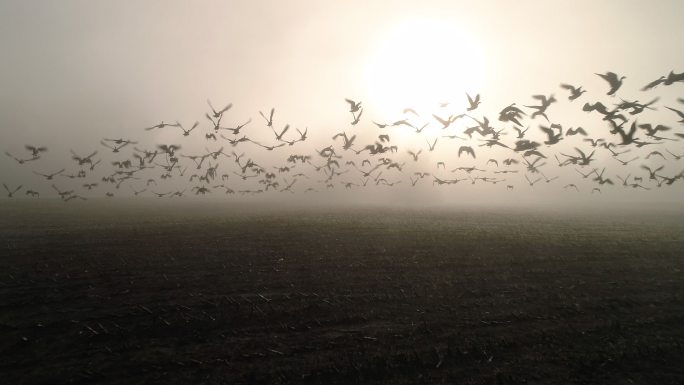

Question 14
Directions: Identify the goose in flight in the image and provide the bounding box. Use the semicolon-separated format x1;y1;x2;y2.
613;155;639;166
663;70;684;85
613;121;640;145
144;121;179;130
641;76;665;91
541;172;558;183
637;123;673;141
559;84;586;101
3;184;22;198
457;146;476;159
219;118;252;136
5;152;39;164
503;158;519;166
157;144;181;156
402;107;419;116
564;184;579;192
178;121;199;136
101;140;130;153
566;127;587;136
25;145;48;157
407;149;422;162
273;124;290;142
466;93;481;111
664;106;684;124
525;94;556;121
432;113;462;129
539;124;563;145
51;184;75;199
665;149;683;160
641;165;664;180
207;100;232;118
499;104;526;127
596;72;626;95
593;168;613;185
130;186;147;196
480;139;510;148
33;169;64;180
351;108;363;125
645;151;666;160
345;98;362;113
583;138;604;147
426;137;438;152
512;126;529;139
525;174;542;186
522;157;546;173
259;108;275;127
71;150;98;165
618;97;659;115
616;174;631;186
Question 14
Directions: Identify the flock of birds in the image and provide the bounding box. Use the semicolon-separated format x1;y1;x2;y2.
3;70;684;201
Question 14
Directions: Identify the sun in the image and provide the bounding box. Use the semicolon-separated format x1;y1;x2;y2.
365;19;486;121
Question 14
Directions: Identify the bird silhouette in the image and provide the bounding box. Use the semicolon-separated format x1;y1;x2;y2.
466;93;481;111
596;72;626;95
207;100;232;118
3;184;22;198
25;145;48;157
259;108;275;127
664;106;684;124
33;169;64;180
566;127;587;136
560;84;586;100
457;146;476;159
345;98;362;113
407;149;422;162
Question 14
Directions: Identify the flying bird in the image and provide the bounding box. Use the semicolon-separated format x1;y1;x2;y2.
560;84;586;100
207;100;232;118
466;93;481;111
458;146;476;159
3;183;22;198
596;71;626;95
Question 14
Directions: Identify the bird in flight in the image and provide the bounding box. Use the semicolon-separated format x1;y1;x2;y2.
207;100;232;118
345;98;362;113
259;108;275;127
25;145;48;157
466;93;481;111
559;84;586;101
596;71;626;95
3;183;22;198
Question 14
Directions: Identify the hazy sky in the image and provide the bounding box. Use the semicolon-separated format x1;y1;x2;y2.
1;0;683;204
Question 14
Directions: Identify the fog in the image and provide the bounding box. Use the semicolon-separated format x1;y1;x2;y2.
1;0;683;206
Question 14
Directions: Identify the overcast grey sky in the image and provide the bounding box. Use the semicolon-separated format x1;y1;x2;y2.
1;0;683;204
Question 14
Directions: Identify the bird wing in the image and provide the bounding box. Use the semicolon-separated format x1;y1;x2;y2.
641;78;664;91
466;93;474;105
432;114;449;126
665;106;684;118
219;103;232;114
597;72;617;84
539;125;554;136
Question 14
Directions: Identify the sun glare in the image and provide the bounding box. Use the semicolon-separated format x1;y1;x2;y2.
365;20;486;120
